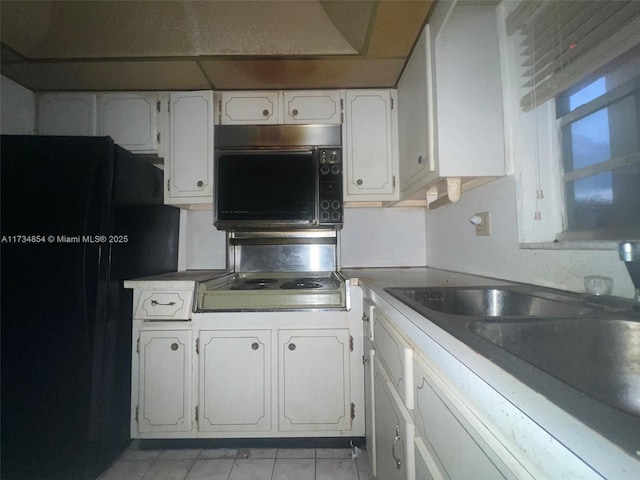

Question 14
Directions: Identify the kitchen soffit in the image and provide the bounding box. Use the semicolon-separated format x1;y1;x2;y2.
0;0;433;92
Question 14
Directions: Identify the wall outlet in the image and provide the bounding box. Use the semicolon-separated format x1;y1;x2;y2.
474;211;491;236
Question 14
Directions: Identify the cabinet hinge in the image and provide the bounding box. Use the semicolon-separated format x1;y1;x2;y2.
168;100;171;113
393;175;397;190
157;100;161;113
362;354;366;365
196;338;200;355
341;112;344;123
136;337;140;354
135;405;139;424
195;405;199;422
391;97;394;109
350;402;355;421
157;132;161;144
217;100;222;124
167;178;170;192
349;336;354;352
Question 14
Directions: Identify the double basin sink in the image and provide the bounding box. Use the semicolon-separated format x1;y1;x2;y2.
384;286;640;422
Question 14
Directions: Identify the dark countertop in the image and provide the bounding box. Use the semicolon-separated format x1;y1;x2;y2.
343;267;640;479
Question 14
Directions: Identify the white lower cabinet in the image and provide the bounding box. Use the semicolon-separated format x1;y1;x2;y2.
413;355;520;480
198;330;271;432
364;339;377;477
278;329;352;432
136;329;192;433
131;290;365;439
374;357;416;480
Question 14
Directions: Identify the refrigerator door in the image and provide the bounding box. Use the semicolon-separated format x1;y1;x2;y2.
1;135;115;479
1;136;179;480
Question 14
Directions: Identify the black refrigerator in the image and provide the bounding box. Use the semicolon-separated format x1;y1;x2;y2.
1;136;180;479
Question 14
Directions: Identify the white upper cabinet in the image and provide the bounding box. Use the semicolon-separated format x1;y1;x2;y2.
282;91;343;124
397;27;432;198
217;90;344;125
217;91;280;125
397;0;505;203
165;91;214;206
38;93;97;136
343;90;399;202
98;93;161;154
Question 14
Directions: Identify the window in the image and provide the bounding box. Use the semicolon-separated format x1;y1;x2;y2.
556;50;640;239
506;0;640;241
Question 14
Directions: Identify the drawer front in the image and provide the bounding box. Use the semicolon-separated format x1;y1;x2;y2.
374;311;414;409
413;355;517;480
134;290;193;320
374;357;416;480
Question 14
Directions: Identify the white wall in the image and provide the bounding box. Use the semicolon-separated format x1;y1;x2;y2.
425;176;635;299
1;75;35;134
182;206;427;270
341;207;427;268
183;210;227;269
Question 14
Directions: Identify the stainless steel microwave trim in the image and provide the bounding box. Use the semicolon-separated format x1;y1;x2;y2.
215;124;341;149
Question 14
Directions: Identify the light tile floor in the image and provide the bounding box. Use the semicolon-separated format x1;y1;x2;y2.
97;442;373;480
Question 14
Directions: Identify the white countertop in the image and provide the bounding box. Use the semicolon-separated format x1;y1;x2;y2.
123;269;228;289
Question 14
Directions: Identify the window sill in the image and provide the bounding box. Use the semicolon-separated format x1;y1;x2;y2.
520;241;622;251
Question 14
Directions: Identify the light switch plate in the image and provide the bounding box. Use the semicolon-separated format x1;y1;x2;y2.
475;211;491;236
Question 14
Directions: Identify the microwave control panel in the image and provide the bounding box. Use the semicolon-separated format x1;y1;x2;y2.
317;148;343;227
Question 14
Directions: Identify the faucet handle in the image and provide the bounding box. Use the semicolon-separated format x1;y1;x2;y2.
618;242;640;262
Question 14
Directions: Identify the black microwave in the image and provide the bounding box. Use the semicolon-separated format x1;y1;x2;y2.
213;125;343;231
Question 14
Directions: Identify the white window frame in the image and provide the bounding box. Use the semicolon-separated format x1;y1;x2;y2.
498;0;640;250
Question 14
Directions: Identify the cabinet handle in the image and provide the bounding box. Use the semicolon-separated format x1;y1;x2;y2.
171;343;179;351
292;108;299;116
417;155;423;165
392;424;402;470
356;179;363;186
362;313;369;322
262;109;270;116
251;342;259;350
197;180;204;187
151;300;176;306
288;343;296;351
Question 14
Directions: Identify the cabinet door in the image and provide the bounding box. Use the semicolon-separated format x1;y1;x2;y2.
166;91;214;204
364;340;377;477
98;93;159;152
398;25;435;196
219;91;280;124
199;330;271;432
432;3;505;178
344;90;398;201
413;355;515;480
283;91;342;124
374;357;416;480
137;330;192;433
278;329;351;431
38;93;97;136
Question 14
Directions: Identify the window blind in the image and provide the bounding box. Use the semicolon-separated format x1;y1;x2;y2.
506;0;640;111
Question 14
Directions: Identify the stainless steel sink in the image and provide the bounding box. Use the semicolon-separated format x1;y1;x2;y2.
469;317;640;417
386;286;584;317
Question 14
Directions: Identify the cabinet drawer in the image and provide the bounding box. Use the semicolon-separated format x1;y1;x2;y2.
134;290;193;320
413;355;519;480
374;310;414;409
374;357;416;480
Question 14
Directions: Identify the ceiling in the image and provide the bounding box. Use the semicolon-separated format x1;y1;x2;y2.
0;0;433;92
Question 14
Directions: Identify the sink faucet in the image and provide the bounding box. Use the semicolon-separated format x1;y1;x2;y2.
618;241;640;302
